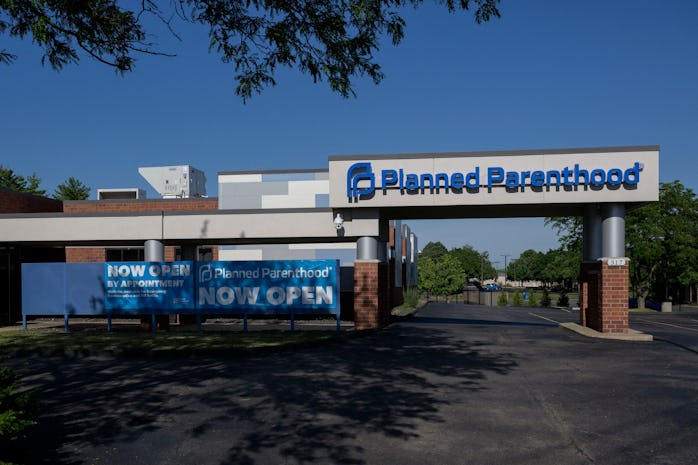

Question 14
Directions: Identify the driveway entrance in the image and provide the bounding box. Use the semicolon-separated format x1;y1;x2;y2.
10;303;697;465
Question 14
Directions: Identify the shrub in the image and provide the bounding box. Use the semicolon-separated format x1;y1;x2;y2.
512;290;523;307
0;365;36;463
403;288;420;308
541;289;551;307
528;291;538;307
557;290;569;308
497;292;509;306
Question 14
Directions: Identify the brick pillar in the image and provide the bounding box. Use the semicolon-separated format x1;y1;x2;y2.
599;258;629;333
165;246;177;262
580;259;629;333
354;260;390;330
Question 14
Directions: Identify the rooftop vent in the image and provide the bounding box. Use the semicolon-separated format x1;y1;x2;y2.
97;188;146;200
138;165;207;199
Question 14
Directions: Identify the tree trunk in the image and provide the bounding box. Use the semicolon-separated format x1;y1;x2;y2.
638;295;646;310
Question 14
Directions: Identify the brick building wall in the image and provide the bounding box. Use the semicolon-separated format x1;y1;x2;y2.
63;198;218;214
0;189;63;213
64;198;219;262
66;248;107;262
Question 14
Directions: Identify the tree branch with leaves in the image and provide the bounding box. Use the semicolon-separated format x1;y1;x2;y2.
1;0;501;101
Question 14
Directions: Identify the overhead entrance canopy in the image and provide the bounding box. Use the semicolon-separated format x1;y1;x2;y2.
328;145;660;334
329;146;659;219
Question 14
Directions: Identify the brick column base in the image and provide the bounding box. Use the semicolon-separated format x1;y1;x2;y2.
580;259;629;333
354;260;390;330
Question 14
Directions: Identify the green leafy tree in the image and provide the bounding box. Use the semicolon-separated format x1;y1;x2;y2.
480;252;498;281
627;181;698;304
450;244;491;281
545;216;582;254
418;254;465;300
543;216;582;289
507;249;546;283
0;165;45;196
540;247;579;290
1;1;501;101
54;177;91;200
420;241;448;260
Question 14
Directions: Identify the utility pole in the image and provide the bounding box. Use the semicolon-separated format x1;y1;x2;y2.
501;254;511;286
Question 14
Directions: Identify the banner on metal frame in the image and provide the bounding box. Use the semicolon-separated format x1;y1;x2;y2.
104;261;195;312
196;260;339;314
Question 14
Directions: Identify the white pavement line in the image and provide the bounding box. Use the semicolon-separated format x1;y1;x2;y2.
634;318;698;333
529;313;561;324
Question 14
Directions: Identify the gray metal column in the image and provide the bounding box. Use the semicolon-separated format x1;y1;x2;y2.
583;204;602;261
144;240;165;261
377;241;388;263
357;236;378;260
601;203;625;258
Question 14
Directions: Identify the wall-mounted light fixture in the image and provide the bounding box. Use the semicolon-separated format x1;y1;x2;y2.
333;213;344;230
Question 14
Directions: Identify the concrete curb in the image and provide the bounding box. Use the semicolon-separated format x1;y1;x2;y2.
560;322;653;341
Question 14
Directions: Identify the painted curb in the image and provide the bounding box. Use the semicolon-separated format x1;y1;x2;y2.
560;322;653;341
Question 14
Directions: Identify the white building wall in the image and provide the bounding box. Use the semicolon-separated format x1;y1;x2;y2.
217;169;355;263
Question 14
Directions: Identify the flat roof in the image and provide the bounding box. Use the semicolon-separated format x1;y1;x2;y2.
328;145;660;161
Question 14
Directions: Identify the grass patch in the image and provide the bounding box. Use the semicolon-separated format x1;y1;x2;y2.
392;289;427;317
0;330;338;357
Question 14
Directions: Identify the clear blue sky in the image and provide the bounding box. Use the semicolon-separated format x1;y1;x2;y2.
2;0;696;263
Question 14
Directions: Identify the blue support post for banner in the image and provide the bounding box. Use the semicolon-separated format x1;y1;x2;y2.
243;313;248;332
107;315;112;332
336;282;342;332
22;315;27;331
151;313;156;333
64;314;69;333
290;309;295;332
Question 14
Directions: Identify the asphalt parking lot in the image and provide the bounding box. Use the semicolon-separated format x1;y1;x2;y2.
8;303;698;465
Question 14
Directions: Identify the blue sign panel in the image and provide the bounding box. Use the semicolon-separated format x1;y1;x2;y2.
196;260;339;314
104;262;195;313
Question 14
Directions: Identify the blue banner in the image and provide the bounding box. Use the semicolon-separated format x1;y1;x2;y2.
104;261;195;313
196;260;339;314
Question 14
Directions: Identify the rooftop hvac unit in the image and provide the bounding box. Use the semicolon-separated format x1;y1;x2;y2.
138;165;207;199
97;188;147;200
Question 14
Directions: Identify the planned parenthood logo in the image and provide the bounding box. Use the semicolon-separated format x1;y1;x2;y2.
346;162;375;201
346;159;645;202
199;264;213;283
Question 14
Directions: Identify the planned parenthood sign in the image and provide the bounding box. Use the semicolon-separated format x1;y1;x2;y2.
104;261;195;312
196;260;339;314
103;260;338;315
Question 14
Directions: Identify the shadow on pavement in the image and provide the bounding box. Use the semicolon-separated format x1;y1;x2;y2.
13;324;517;464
